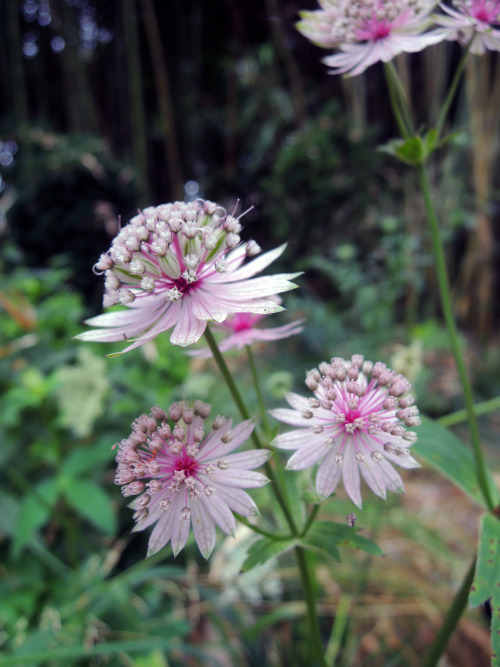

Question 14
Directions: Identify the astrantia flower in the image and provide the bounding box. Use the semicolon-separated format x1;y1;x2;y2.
76;200;299;353
434;1;500;53
115;401;270;558
188;308;305;358
270;355;420;508
297;0;444;76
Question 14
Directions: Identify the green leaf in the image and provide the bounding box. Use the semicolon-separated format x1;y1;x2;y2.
61;442;114;477
379;136;425;165
63;480;116;534
301;521;383;559
469;513;500;667
12;479;59;558
416;417;499;508
242;536;296;572
0;634;188;667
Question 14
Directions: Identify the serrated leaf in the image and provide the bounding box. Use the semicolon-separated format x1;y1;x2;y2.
469;513;500;667
416;417;499;508
63;480;116;534
242;536;296;572
61;443;114;477
300;532;341;561
303;521;383;557
13;479;59;557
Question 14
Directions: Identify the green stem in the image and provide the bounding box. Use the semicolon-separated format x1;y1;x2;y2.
438;395;500;428
423;556;476;667
204;326;298;534
384;62;413;138
246;344;271;434
295;546;326;667
435;43;471;140
234;513;290;540
301;503;320;537
416;164;495;511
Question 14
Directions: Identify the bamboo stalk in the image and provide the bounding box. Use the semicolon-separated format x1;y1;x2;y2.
139;0;184;200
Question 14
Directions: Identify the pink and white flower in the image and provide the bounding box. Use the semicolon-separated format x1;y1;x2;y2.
115;401;270;558
270;355;420;508
297;0;444;76
187;309;305;358
76;200;299;353
434;1;500;53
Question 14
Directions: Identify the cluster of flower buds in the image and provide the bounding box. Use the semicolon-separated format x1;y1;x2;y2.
94;200;259;308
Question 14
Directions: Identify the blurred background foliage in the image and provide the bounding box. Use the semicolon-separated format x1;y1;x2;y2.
1;0;499;665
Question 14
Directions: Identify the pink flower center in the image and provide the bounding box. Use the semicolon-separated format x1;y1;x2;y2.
230;312;262;332
356;18;392;42
174;454;199;477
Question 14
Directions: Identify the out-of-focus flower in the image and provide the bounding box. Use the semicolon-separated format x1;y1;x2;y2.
115;401;270;558
297;0;444;76
76;200;299;353
53;347;110;437
187;308;304;358
209;525;283;603
390;339;424;384
434;1;500;53
270;355;420;508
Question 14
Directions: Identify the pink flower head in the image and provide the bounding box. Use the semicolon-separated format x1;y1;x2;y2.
435;1;500;53
115;401;270;558
297;0;444;76
76;200;299;353
188;305;305;358
270;355;420;508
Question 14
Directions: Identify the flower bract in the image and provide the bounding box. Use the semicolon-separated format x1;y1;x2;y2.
115;401;270;558
188;309;305;358
76;200;299;353
270;355;420;508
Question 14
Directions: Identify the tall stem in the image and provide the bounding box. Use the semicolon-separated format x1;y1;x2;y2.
246;344;271;434
423;556;476;667
203;327;298;533
435;43;470;139
295;546;327;667
384;62;413;138
416;164;495;512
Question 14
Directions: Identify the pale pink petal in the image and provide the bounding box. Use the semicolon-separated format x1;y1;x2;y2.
209;484;260;517
316;447;343;499
286;437;330;470
203;494;236;535
191;498;216;559
222;449;272;469
342;444;362;509
169;301;207;346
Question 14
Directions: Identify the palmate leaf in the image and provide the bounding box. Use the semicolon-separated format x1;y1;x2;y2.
241;536;296;572
470;513;500;667
63;480;116;534
416;417;499;508
300;521;382;560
